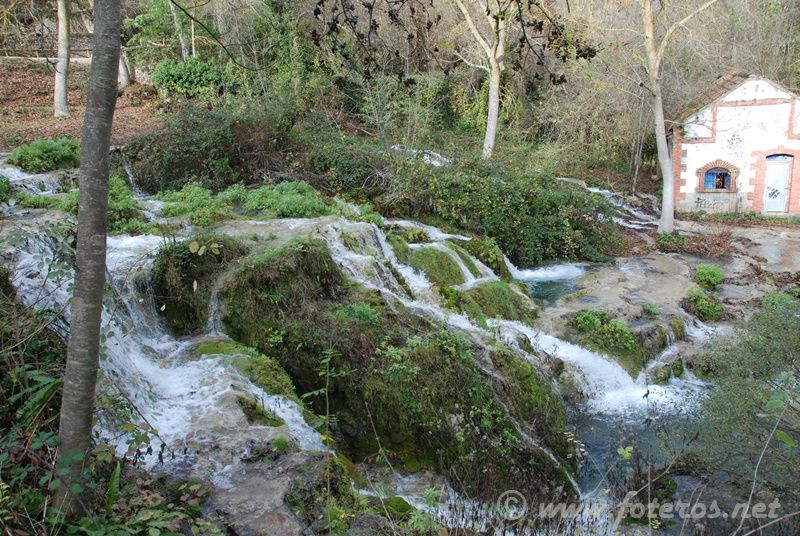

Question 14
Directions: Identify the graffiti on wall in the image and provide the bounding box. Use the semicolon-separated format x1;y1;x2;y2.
692;194;737;212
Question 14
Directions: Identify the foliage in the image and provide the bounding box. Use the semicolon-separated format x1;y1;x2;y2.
60;176;158;235
694;263;725;290
697;293;800;506
643;302;659;318
9;137;79;172
221;237;574;499
458;236;512;280
152;57;241;98
242;181;330;218
655;231;686;252
151;235;248;335
159;182;233;226
387;158;620;266
684;288;724;322
127;104;297;194
454;281;538;326
570;310;644;376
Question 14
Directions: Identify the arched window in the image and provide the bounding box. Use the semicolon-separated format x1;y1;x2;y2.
704;167;732;190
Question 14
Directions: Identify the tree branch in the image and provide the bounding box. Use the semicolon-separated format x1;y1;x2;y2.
453;0;493;60
656;0;721;67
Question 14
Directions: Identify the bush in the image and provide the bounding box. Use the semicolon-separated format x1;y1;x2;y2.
387;159;620;266
655;231;687;252
684;288;724;322
9;137;79;172
243;181;330;218
695;263;725;290
643;302;659;318
152;57;230;98
60;176;152;235
127;104;297;193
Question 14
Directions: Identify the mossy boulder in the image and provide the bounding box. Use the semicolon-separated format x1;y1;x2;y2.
458;236;512;281
236;395;285;426
406;246;465;287
670;315;686;341
152;235;248;335
462;281;538;325
567;310;646;376
221;237;574;500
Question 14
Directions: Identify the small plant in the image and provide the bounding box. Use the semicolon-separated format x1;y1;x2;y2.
643;302;659;318
9;137;80;172
656;231;687;252
0;174;10;204
684;288;724;322
695;263;725;290
570;310;644;375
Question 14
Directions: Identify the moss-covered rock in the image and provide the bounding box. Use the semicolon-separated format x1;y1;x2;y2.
462;281;538;325
459;236;512;281
567;310;646;376
237;395;285;426
670;315;686;341
152;235;248;335
406;246;465;287
196;339;297;401
221;237;573;500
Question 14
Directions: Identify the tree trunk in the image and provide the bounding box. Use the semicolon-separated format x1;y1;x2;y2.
168;0;189;61
54;0;70;117
54;0;120;516
653;85;675;232
482;63;501;159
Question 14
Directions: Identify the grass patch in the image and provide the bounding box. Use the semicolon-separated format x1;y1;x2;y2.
458;236;512;280
446;281;538;326
695;263;725;290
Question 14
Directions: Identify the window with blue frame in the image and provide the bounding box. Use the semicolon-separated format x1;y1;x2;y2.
703;167;732;191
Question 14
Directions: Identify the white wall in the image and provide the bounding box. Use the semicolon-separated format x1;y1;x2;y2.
677;79;800;212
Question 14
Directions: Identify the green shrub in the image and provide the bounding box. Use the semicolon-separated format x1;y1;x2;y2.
127;104;297;193
388;159;619;266
60;176;152;235
0;175;9;204
152;57;225;98
459;236;512;280
159;183;233;226
684;288;724;322
461;281;538;326
695;263;725;290
762;290;798;311
643;302;659;318
243;181;330;218
16;191;62;209
9;137;79;172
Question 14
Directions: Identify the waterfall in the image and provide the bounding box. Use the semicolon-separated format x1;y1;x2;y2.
11;233;326;468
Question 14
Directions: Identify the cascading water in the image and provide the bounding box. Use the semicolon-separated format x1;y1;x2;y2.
10;231;326;470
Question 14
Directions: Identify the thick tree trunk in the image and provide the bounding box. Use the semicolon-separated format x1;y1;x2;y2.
168;0;190;61
54;0;70;117
482;63;501;160
55;0;120;516
653;85;675;232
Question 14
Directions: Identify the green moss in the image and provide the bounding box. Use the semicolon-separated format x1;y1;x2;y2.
237;395;285;426
197;339;298;401
671;359;684;378
459;236;512;281
386;234;412;263
569;310;645;376
447;242;481;277
462;281;538;325
384;496;413;519
152;235;248;335
670;315;686;341
440;287;487;328
407;246;465;287
221;237;572;500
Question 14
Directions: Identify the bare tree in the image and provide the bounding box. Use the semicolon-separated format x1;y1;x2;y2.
54;0;120;515
168;0;190;61
640;0;720;232
54;0;70;117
